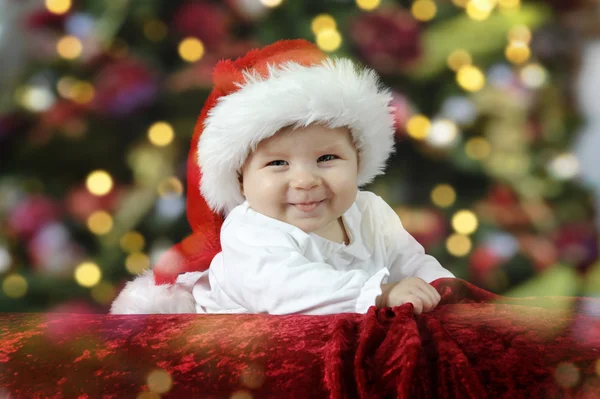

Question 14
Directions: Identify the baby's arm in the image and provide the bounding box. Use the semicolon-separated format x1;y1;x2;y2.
367;193;454;312
213;222;389;315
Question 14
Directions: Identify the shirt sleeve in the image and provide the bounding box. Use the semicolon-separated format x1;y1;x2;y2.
371;194;455;283
213;220;389;315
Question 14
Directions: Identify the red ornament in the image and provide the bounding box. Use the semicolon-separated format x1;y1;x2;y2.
171;2;230;51
65;184;124;223
91;58;158;117
469;246;503;284
26;9;67;31
349;7;422;75
7;195;61;240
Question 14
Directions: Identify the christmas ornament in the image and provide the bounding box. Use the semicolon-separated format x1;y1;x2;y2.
349;7;422;75
91;58;158;117
171;2;230;51
7;195;61;240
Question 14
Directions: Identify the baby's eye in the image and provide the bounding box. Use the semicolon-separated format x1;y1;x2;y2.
266;160;288;167
318;154;339;162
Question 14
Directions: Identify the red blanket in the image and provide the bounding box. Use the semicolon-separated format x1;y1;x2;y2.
1;279;599;398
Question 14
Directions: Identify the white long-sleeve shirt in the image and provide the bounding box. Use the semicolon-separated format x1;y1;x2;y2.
191;190;454;315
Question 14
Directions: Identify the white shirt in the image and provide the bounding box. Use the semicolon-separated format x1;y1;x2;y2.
191;190;454;315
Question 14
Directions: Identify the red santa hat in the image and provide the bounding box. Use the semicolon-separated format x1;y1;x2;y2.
110;39;396;314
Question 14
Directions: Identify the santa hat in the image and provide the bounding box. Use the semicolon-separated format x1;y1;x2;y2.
110;39;396;314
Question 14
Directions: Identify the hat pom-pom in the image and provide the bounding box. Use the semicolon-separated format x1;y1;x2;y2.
110;270;196;314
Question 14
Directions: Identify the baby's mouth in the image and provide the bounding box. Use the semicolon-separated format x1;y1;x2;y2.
291;200;325;212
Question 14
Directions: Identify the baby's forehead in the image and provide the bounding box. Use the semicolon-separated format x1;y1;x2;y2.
255;125;354;153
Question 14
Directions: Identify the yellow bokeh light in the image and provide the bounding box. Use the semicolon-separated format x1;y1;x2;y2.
446;234;472;257
87;211;114;235
45;0;71;15
157;177;184;197
431;184;456;208
466;0;495;21
465;137;492;160
147;369;172;394
311;14;337;35
125;253;151;275
452;210;479;235
499;0;520;9
148;122;175;147
356;0;381;11
508;25;531;44
2;274;28;299
456;65;485;92
74;262;102;288
260;0;283;7
178;37;205;63
143;20;168;42
412;0;437;22
120;232;146;253
316;29;342;52
86;170;113;196
447;49;472;72
71;81;95;104
505;41;531;64
406;115;431;140
57;35;83;60
91;281;116;305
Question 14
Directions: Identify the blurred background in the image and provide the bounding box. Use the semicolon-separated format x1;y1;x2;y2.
0;0;599;313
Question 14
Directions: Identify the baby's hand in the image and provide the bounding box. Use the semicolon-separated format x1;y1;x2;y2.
380;277;441;314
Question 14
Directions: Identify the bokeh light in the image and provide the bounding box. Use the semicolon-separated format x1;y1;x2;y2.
91;281;116;305
148;122;175;147
125;253;151;274
57;35;83;60
520;63;547;89
147;369;172;394
406;115;431;140
466;0;494;21
45;0;72;15
505;41;531;64
71;81;95;104
74;262;102;288
446;234;472;256
311;14;336;35
447;49;472;72
427;119;459;148
120;232;146;253
86;170;113;196
457;65;485;92
548;153;580;180
412;0;437;21
508;25;531;44
157;177;184;197
87;211;114;235
465;137;492;160
2;274;28;299
452;210;479;235
261;0;283;7
178;37;205;63
356;0;381;11
316;29;342;52
431;184;457;208
143;20;168;42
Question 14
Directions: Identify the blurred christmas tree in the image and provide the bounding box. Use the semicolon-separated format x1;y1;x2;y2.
0;0;598;313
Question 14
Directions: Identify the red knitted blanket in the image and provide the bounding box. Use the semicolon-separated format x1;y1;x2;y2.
1;278;599;398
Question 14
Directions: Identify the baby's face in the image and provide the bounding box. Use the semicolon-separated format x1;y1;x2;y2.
240;124;358;235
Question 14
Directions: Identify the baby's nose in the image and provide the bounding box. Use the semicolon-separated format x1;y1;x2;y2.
291;169;321;189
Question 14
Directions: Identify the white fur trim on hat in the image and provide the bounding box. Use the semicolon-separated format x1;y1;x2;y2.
198;58;396;215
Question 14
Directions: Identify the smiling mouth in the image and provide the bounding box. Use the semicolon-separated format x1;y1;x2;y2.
292;200;325;212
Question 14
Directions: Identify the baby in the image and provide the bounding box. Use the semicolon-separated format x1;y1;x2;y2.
110;39;454;316
192;122;453;315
